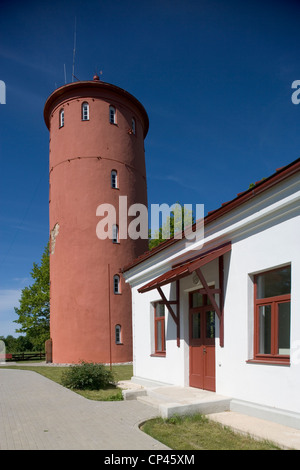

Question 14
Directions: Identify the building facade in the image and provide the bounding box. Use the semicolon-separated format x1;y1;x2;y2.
123;159;300;427
44;76;149;364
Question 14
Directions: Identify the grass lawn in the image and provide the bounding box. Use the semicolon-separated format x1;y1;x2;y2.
141;414;281;450
1;364;133;401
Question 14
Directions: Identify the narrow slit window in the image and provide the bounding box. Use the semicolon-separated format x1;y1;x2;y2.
115;324;121;344
113;274;120;294
112;224;119;244
109;105;116;124
111;170;118;189
59;109;64;128
82;102;89;121
131;117;136;135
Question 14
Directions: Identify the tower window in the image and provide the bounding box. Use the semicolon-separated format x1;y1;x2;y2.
132;117;136;135
111;170;118;189
59;109;64;128
109;105;116;124
112;224;119;244
115;324;122;344
113;274;121;294
82;102;89;121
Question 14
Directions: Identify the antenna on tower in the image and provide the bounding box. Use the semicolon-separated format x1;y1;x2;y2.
72;16;77;83
93;68;103;81
64;64;67;84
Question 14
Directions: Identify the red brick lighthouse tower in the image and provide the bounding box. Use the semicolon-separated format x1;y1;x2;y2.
44;76;149;363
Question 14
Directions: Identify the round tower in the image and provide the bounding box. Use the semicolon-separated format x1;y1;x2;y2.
44;76;149;364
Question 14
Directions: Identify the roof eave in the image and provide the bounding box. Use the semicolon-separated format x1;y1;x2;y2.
122;157;300;273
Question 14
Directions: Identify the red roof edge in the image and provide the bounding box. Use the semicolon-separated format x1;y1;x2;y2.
122;157;300;273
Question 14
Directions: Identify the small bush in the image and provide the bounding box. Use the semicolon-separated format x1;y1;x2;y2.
61;361;114;390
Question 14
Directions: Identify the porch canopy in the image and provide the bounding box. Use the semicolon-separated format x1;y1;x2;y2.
138;241;231;347
138;242;231;294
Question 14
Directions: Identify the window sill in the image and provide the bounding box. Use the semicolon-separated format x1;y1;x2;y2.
150;353;166;358
246;359;290;366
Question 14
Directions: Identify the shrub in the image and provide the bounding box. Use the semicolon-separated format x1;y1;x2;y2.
61;361;114;390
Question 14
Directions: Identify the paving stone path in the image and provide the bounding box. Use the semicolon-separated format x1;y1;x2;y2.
0;368;168;450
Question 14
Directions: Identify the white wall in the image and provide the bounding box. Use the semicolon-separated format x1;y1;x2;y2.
132;282;186;386
126;173;300;414
132;261;219;387
217;213;300;413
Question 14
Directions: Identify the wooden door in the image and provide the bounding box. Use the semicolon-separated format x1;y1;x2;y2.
189;307;216;391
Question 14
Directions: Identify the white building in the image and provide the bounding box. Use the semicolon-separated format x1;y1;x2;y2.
122;158;300;427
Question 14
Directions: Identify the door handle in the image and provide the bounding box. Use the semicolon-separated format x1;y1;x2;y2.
203;347;207;354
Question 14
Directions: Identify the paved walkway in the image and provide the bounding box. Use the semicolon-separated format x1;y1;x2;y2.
2;367;300;450
0;368;168;450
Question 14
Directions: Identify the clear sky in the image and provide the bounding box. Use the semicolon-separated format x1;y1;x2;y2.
1;0;300;337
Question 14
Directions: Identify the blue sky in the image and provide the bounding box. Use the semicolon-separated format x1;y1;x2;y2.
1;0;300;337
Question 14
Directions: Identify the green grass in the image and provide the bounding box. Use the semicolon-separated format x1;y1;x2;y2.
141;414;281;450
1;364;132;401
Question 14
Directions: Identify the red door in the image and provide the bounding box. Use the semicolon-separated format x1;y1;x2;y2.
189;307;216;391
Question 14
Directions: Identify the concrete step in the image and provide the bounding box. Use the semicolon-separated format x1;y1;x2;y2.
158;397;231;419
123;380;233;419
147;388;177;403
136;386;232;418
137;395;161;409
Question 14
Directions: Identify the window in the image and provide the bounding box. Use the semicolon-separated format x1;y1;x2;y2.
131;117;136;135
154;302;166;355
115;325;122;344
82;102;89;121
253;265;291;364
112;224;119;244
189;287;215;309
109;105;116;124
111;170;118;189
59;109;64;128
113;274;120;294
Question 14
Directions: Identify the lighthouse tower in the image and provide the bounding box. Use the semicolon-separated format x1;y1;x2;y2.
44;76;149;364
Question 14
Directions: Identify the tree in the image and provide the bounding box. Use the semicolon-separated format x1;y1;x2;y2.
14;244;50;350
0;335;17;352
148;203;194;250
0;335;33;353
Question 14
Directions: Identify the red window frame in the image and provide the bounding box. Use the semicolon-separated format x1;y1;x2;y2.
154;302;166;356
253;266;291;365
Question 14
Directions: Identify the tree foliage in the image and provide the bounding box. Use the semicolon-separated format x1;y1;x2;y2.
0;334;33;353
148;203;194;250
14;244;50;350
